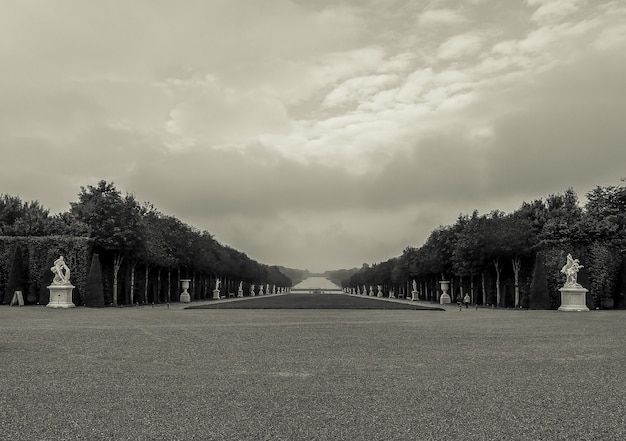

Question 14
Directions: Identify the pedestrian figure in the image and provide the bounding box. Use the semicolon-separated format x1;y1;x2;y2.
463;293;470;308
456;294;462;310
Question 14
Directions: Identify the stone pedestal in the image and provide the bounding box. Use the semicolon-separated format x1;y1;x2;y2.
213;289;221;300
411;290;419;301
439;280;451;304
377;286;383;297
180;279;191;303
558;287;589;311
237;289;244;298
47;284;75;308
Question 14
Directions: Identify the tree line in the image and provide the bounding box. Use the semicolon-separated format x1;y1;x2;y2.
1;180;291;305
345;183;626;309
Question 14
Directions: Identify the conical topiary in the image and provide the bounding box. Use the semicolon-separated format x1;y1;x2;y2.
38;253;57;305
529;252;551;309
5;244;28;304
84;253;104;307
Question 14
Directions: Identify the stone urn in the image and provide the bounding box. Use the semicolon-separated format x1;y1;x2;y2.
439;280;451;304
180;279;191;303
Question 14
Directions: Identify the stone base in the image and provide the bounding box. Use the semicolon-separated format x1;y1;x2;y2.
411;291;419;301
237;290;244;298
558;287;589;311
180;292;191;303
440;293;451;304
213;289;221;300
47;284;75;308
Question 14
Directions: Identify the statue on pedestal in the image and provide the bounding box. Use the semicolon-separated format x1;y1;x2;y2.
558;254;589;311
51;256;71;285
561;254;583;288
47;256;75;308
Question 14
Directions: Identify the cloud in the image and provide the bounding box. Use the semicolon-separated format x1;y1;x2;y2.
437;33;485;60
527;0;584;24
418;9;468;26
322;74;400;108
2;0;626;273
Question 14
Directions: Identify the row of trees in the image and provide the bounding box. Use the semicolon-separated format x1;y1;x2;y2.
1;181;291;305
345;184;626;309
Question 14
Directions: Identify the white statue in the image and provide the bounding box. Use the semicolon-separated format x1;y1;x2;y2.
561;254;583;288
412;279;417;292
238;281;243;291
51;256;71;285
215;279;221;290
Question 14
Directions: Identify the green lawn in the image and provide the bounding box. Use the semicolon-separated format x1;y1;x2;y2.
1;300;624;440
187;293;445;310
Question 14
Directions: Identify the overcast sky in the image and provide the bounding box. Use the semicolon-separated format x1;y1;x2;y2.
2;0;625;272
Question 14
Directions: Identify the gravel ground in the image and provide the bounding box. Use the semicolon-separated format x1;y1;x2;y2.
1;300;625;440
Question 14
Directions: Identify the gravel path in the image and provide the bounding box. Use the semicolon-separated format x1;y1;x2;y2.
1;302;624;440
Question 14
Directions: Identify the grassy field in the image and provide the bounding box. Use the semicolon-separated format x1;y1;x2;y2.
1;297;625;440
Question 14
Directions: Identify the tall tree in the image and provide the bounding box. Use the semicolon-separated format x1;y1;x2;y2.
70;181;145;305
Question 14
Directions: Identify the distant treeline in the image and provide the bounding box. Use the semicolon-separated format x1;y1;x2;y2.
344;183;626;310
0;180;291;305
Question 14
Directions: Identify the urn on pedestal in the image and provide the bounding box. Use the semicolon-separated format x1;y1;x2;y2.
180;279;191;303
439;280;451;304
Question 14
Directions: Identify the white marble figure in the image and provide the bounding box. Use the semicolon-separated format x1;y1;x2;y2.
239;281;243;291
51;256;71;285
561;254;583;288
412;279;417;292
215;279;221;290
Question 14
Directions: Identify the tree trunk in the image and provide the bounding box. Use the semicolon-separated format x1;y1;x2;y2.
192;271;196;301
481;272;487;305
512;257;521;308
470;275;474;304
167;269;171;303
130;262;136;305
113;254;124;306
494;260;502;307
144;265;149;304
156;268;161;304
